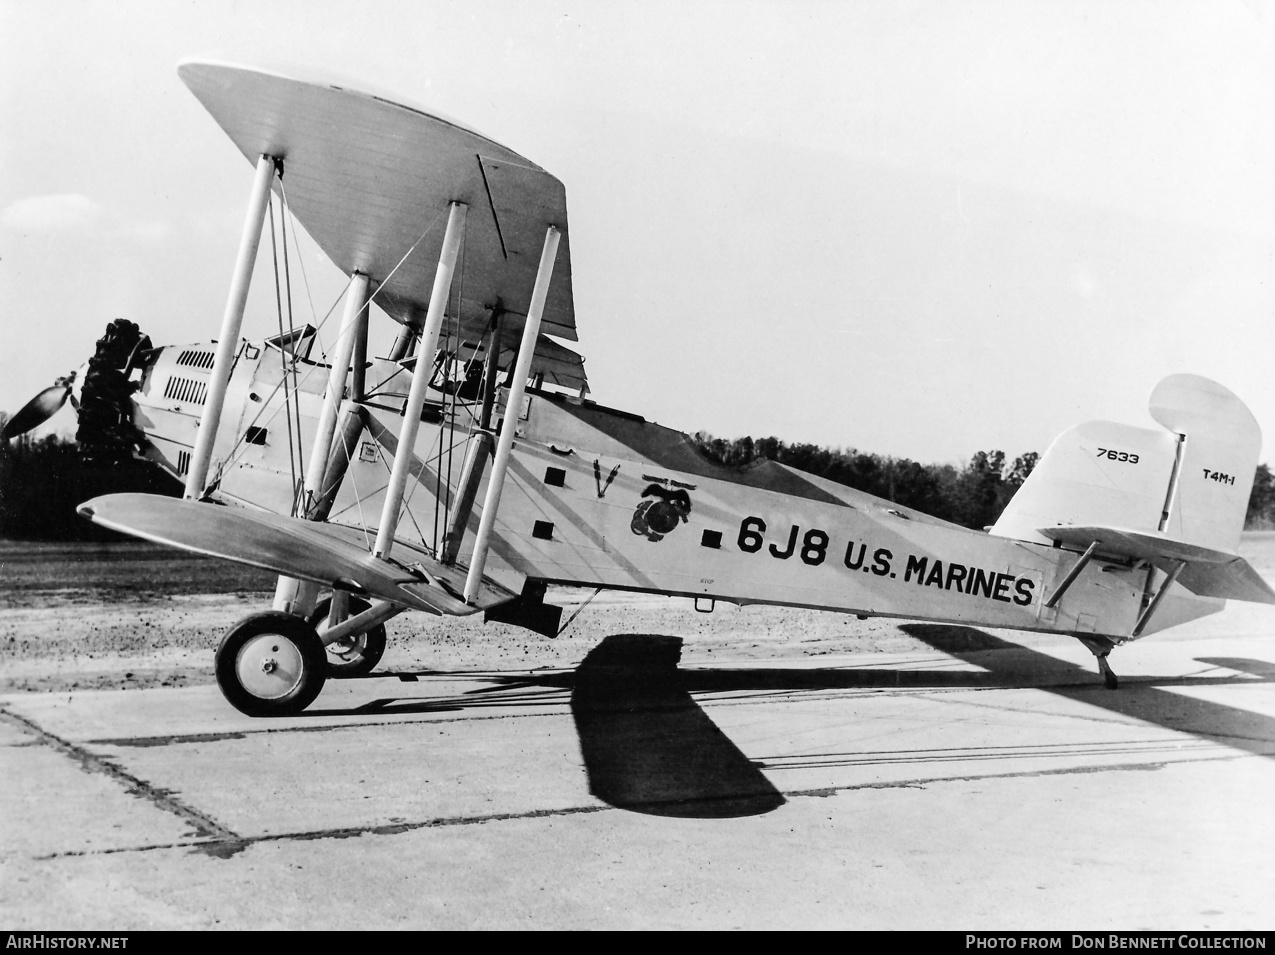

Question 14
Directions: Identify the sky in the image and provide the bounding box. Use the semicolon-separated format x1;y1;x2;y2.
2;0;1273;467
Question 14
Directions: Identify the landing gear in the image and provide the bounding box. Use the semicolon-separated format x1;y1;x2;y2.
1079;637;1119;690
215;611;327;717
1097;653;1119;690
308;595;387;678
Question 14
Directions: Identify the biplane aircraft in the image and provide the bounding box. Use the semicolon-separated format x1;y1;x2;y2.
7;61;1273;716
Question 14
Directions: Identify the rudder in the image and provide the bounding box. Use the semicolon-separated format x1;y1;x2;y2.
992;374;1260;557
1149;374;1260;555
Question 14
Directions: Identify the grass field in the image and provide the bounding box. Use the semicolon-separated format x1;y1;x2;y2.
0;539;277;608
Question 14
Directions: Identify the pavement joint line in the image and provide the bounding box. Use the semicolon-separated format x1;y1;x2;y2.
777;747;1270;794
757;744;1238;771
72;683;1100;748
1191;731;1275;747
75;678;1266;749
67;692;1023;749
911;693;1152;726
27;748;1264;862
76;684;986;748
23;673;1275;755
756;736;1222;760
0;705;239;842
913;685;1275;740
83;704;575;748
34;803;618;861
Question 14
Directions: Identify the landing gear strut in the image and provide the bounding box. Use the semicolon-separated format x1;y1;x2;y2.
1079;636;1119;690
1096;653;1119;690
308;595;387;677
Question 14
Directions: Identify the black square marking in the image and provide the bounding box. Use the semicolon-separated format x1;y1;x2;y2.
532;520;554;540
701;529;722;549
544;466;566;487
244;426;267;445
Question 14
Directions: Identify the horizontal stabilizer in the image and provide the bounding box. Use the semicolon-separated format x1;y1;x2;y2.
1040;524;1275;605
77;493;516;615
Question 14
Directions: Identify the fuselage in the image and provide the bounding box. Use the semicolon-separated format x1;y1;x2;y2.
125;338;1220;642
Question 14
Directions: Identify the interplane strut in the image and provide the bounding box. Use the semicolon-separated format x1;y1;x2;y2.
185;154;277;500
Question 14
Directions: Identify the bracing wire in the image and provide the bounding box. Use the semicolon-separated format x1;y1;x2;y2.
356;205;448;323
343;440;373;551
431;350;447;550
556;588;603;638
444;225;467;547
277;179;319;335
363;362;408;399
370;438;429;553
213;188;471;562
267;194;298;502
432;339;458;550
402;417;445;552
213;277;353;480
278;185;305;509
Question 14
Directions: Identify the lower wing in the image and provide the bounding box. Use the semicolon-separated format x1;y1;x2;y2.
77;493;515;615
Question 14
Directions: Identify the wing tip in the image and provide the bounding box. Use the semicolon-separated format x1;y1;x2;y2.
175;57;505;154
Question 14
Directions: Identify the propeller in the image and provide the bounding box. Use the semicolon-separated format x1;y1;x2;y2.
2;374;77;441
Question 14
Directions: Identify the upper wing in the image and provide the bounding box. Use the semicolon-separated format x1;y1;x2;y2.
178;60;577;347
78;493;517;615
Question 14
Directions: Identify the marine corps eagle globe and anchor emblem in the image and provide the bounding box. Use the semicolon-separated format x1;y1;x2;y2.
630;481;694;542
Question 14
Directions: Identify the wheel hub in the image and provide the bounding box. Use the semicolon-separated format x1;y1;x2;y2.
327;633;364;660
237;634;304;700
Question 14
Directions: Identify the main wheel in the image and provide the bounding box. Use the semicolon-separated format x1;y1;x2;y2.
308;595;387;678
215;611;327;717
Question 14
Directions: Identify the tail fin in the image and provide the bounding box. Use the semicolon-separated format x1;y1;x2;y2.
990;417;1181;545
991;375;1272;605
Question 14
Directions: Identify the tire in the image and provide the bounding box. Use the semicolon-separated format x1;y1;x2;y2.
215;611;327;717
308;595;388;678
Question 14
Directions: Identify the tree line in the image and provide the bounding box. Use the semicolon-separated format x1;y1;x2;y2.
691;433;1040;530
690;432;1275;532
3;417;1274;540
0;425;178;541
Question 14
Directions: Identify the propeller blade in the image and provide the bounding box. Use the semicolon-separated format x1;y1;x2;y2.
2;383;72;440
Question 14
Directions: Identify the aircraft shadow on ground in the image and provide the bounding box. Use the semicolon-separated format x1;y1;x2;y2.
316;634;787;818
309;628;1275;815
564;635;787;818
900;624;1275;760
